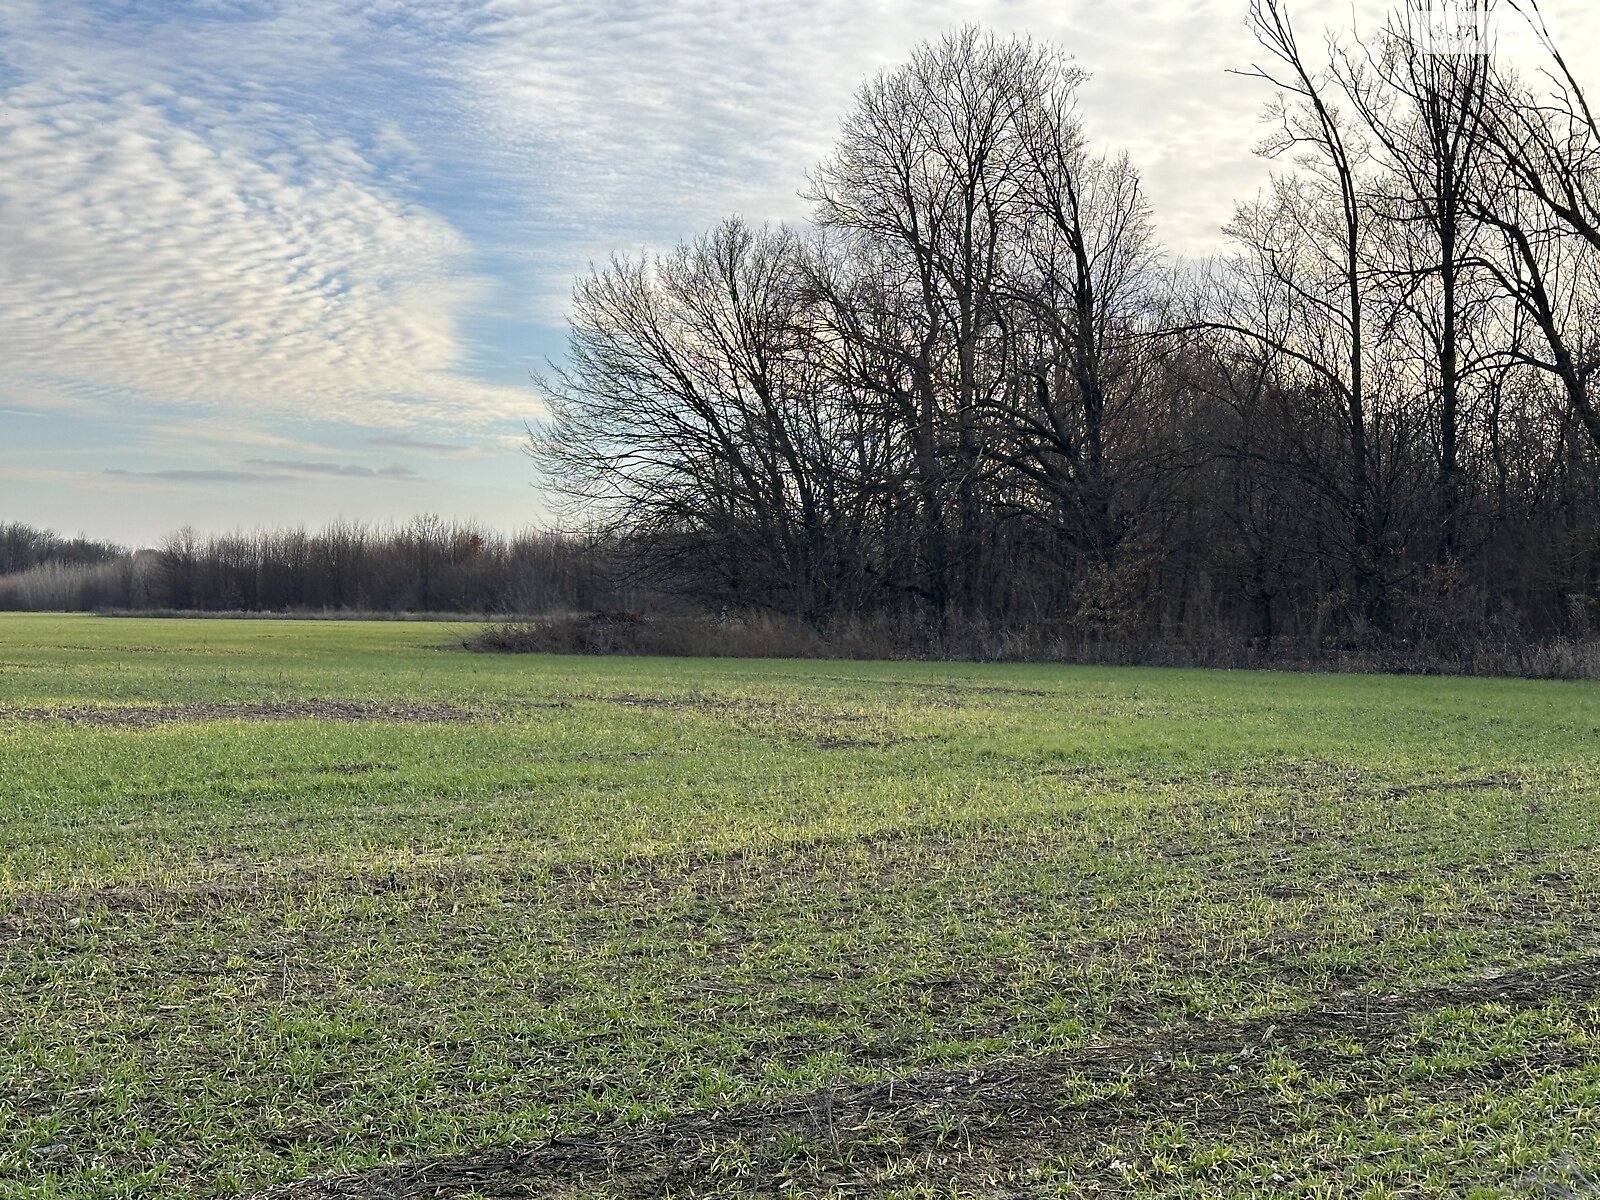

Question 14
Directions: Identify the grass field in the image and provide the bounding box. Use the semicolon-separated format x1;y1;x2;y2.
2;613;1599;1199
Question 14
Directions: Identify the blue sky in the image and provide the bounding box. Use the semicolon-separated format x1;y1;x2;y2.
1;0;1591;546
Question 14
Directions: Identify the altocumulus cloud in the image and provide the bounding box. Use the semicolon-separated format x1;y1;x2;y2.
102;461;419;484
0;0;532;430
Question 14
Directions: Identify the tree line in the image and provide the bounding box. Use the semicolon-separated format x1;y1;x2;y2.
535;4;1600;665
0;522;124;575
0;519;624;616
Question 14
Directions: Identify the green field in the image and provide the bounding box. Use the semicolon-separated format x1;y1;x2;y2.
1;614;1598;1198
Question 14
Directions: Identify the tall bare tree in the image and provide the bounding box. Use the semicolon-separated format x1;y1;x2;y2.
1339;7;1496;560
807;27;1077;611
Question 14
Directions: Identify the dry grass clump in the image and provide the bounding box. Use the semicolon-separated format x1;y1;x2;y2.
465;609;1600;678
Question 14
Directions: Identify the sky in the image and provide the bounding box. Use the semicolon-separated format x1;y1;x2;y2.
1;0;1595;547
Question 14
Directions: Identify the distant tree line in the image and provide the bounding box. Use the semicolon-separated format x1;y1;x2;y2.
0;522;124;574
534;6;1600;665
0;519;624;616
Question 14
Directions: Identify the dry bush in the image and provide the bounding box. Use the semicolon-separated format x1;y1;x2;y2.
465;607;1600;678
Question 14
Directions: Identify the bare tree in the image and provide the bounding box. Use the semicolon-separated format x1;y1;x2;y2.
535;219;891;618
1468;7;1600;452
521;17;1600;664
995;98;1164;564
807;26;1075;612
1194;0;1404;631
1338;7;1498;561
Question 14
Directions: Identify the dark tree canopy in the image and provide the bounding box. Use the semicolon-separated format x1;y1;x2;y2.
535;14;1600;657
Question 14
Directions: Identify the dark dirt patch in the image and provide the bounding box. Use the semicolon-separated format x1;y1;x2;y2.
581;692;776;712
812;735;889;750
0;699;481;727
1372;773;1526;801
593;694;715;710
0;863;494;926
796;674;1050;699
248;956;1600;1200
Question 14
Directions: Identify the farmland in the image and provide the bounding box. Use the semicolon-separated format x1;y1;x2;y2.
1;613;1598;1198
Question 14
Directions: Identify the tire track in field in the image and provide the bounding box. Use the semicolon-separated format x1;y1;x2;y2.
248;954;1600;1199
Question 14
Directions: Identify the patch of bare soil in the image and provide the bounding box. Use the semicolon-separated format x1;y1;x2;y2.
326;761;402;775
248;955;1600;1200
0;699;480;727
795;675;1050;699
583;692;776;712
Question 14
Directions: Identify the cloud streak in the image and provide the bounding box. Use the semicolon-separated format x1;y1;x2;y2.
245;458;420;479
101;460;420;484
367;433;476;457
105;467;287;484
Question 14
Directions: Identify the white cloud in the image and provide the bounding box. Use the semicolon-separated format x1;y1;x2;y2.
138;418;344;458
367;433;477;456
0;465;175;494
